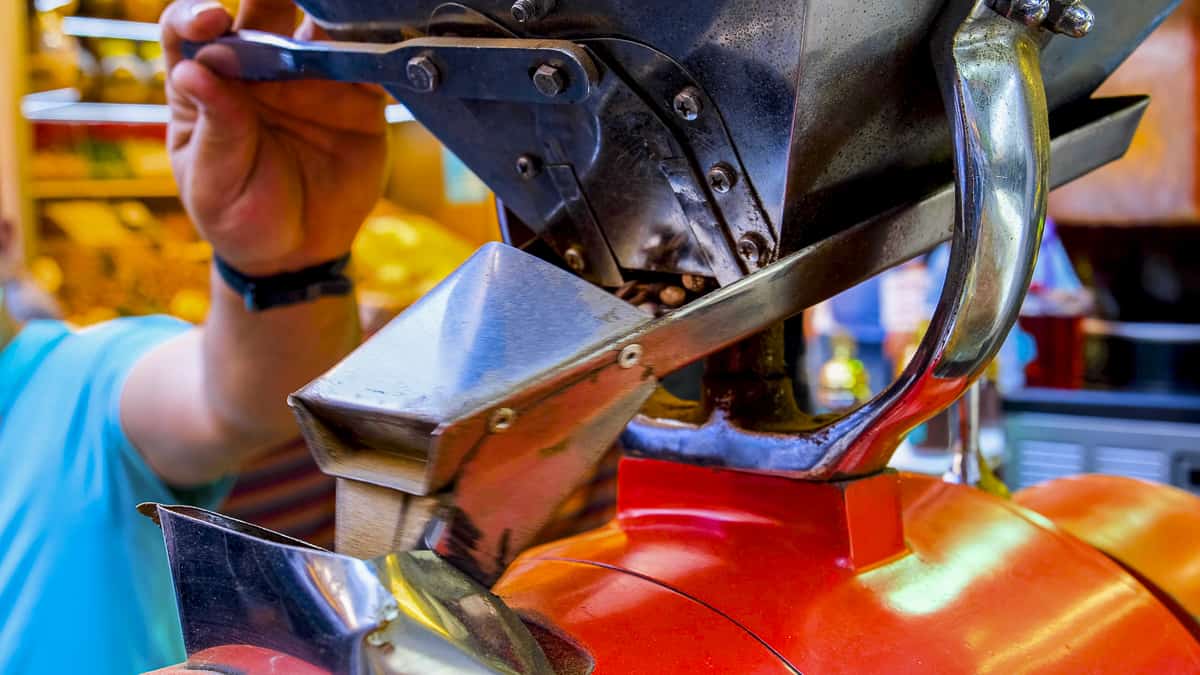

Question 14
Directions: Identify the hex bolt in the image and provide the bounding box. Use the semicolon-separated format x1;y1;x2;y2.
564;246;586;274
681;274;711;293
488;407;517;432
532;64;567;98
707;164;736;194
988;0;1049;26
672;87;703;122
406;56;440;93
737;234;767;268
618;344;643;369
1044;0;1095;38
511;0;554;23
659;285;687;308
516;154;542;180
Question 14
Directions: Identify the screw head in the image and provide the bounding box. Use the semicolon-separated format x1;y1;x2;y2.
511;0;555;22
488;407;517;432
989;0;1049;26
532;64;567;97
1045;0;1094;38
618;344;643;369
516;154;542;179
737;234;766;268
672;87;703;122
681;274;711;293
406;56;439;93
707;164;736;194
563;246;586;273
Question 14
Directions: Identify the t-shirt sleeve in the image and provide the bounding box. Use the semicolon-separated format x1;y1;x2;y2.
81;316;233;509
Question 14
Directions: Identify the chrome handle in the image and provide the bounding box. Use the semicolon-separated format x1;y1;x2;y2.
817;4;1051;476
622;2;1057;480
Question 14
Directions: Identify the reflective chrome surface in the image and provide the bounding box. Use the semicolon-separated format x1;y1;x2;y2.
146;504;553;675
292;243;655;582
626;0;1052;478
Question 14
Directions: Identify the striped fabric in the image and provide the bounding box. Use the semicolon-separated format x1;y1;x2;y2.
222;439;337;549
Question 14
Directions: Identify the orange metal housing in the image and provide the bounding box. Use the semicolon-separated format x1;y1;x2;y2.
494;458;1200;673
1017;474;1200;623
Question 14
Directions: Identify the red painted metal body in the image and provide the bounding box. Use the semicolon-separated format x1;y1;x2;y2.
1016;475;1200;622
494;458;1200;673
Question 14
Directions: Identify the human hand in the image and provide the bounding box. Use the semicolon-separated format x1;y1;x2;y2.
161;0;388;276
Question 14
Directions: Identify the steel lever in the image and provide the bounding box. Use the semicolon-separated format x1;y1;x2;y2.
183;31;599;103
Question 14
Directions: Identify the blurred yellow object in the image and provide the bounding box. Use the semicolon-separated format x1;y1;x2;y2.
29;256;65;294
121;140;173;178
31;151;92;180
818;332;871;412
44;200;134;247
70;306;119;326
169;288;210;324
122;0;168;22
351;204;477;311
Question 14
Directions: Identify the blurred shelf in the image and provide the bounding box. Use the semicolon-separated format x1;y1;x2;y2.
24;97;171;124
32;177;177;199
23;94;414;125
61;16;160;41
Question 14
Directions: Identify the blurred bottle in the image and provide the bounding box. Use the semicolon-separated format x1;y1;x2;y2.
96;38;153;103
1017;218;1091;389
28;11;84;93
817;332;871;412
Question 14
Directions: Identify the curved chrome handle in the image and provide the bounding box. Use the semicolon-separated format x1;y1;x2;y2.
622;3;1052;480
816;5;1050;475
808;6;1050;476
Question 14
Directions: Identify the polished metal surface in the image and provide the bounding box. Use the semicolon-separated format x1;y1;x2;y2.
146;503;553;675
948;384;981;484
627;0;1052;478
292;243;655;582
184;32;600;104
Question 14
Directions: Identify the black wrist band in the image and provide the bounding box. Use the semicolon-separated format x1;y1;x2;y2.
214;253;354;312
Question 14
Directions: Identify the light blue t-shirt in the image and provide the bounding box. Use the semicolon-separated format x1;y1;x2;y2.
0;317;228;674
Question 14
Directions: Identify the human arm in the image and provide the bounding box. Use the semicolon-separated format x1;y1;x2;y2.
121;0;388;487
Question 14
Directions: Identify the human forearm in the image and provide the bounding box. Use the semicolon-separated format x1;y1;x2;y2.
123;267;359;487
202;266;360;450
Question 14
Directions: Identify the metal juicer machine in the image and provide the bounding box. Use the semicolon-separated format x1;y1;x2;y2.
145;0;1200;672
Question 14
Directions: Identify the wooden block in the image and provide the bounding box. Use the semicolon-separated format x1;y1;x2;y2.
1050;3;1200;224
334;478;439;559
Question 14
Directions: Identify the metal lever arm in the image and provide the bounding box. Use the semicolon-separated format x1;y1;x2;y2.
184;31;599;103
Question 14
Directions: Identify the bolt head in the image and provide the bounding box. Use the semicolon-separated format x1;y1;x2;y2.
511;0;535;22
564;246;586;273
533;64;567;97
681;274;711;293
1047;0;1094;38
406;56;439;93
515;154;541;179
618;344;643;369
737;234;765;267
992;0;1049;26
488;407;517;432
672;87;703;122
707;164;736;194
